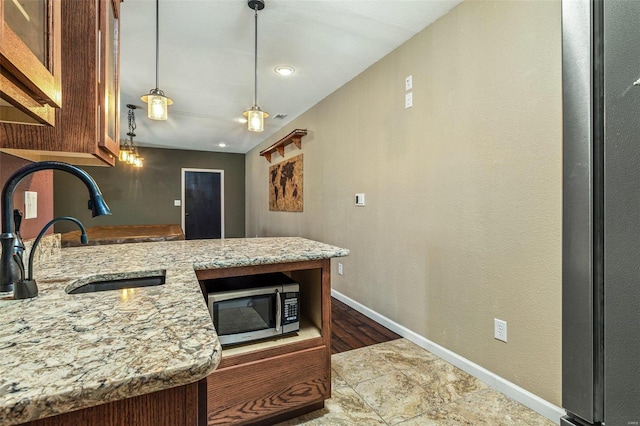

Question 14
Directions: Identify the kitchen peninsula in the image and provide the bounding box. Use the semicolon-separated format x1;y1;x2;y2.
0;237;348;426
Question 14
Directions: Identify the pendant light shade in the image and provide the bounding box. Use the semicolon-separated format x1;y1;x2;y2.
141;89;173;121
141;0;173;120
244;0;267;132
244;106;269;132
119;144;131;162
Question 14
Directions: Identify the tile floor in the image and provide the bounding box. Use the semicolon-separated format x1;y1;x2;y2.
277;339;555;425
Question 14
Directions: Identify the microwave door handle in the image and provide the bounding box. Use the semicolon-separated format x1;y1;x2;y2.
275;289;281;332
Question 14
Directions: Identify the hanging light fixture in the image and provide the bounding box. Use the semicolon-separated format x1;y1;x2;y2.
133;155;144;168
119;136;131;163
126;105;139;165
119;104;143;168
119;105;136;163
243;0;268;132
141;0;173;120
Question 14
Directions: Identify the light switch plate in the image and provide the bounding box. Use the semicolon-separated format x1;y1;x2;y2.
174;199;181;207
24;191;37;219
405;75;413;90
355;193;365;206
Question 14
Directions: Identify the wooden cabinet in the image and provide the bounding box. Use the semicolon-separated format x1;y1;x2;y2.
0;0;62;125
22;382;200;426
0;0;121;166
196;259;333;425
98;0;121;159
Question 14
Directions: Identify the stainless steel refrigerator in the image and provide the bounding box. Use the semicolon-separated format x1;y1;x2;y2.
562;1;640;425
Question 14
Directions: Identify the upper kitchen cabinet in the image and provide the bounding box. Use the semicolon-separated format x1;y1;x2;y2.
0;0;122;166
0;0;62;126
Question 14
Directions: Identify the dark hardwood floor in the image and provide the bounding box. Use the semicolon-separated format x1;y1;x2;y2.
331;297;401;354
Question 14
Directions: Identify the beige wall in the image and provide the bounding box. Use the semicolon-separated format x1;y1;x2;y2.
246;0;562;405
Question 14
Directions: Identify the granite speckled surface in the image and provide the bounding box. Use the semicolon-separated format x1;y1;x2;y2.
23;233;60;267
0;237;348;425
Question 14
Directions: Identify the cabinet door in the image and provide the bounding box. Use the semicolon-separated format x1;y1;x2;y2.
97;0;120;157
0;0;61;125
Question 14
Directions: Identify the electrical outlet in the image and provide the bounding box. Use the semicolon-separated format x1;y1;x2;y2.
405;92;413;109
338;263;344;275
494;318;507;342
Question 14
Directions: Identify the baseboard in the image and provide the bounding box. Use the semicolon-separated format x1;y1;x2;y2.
331;289;565;425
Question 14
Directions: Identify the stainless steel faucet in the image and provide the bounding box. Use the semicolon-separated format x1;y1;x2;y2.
0;161;111;293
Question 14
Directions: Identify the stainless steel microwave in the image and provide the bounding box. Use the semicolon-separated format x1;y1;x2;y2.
205;273;300;347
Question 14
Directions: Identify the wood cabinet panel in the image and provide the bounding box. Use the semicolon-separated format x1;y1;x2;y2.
205;346;329;425
0;0;121;166
217;336;324;369
0;0;61;125
201;259;332;425
98;0;120;157
195;260;327;281
22;382;199;426
0;74;55;124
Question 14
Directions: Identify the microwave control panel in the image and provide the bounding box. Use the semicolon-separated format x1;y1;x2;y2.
283;292;299;324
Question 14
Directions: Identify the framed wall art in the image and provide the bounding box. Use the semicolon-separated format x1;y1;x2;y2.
269;154;303;212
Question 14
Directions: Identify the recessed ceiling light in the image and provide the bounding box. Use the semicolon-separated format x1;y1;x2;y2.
275;66;295;76
218;143;227;148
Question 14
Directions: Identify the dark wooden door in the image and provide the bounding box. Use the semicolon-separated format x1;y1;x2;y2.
183;170;223;240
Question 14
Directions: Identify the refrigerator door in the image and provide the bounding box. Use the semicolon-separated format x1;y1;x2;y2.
563;1;640;424
562;0;603;423
603;1;640;424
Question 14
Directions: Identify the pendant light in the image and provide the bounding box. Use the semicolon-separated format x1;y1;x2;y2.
119;105;143;168
141;0;173;120
243;0;268;132
119;104;136;163
119;137;131;163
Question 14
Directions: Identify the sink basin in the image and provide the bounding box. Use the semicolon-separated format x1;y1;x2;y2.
66;270;166;294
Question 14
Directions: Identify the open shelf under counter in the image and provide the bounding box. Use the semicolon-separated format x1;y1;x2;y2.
219;317;322;365
197;258;332;425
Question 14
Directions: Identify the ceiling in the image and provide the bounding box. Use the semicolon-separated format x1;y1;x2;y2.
119;0;462;154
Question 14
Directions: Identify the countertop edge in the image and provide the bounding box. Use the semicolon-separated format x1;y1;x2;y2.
13;350;221;425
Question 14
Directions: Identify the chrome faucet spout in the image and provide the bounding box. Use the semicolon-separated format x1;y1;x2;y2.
0;161;111;293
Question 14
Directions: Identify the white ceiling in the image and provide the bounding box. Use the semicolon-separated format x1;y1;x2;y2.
119;0;462;154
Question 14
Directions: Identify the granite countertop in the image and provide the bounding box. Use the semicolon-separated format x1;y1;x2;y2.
0;237;349;425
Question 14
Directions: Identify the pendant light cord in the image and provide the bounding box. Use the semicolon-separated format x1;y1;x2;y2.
127;107;137;140
253;5;258;107
141;0;171;119
155;0;160;90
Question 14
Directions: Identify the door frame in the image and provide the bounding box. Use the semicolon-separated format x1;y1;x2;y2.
181;168;225;239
